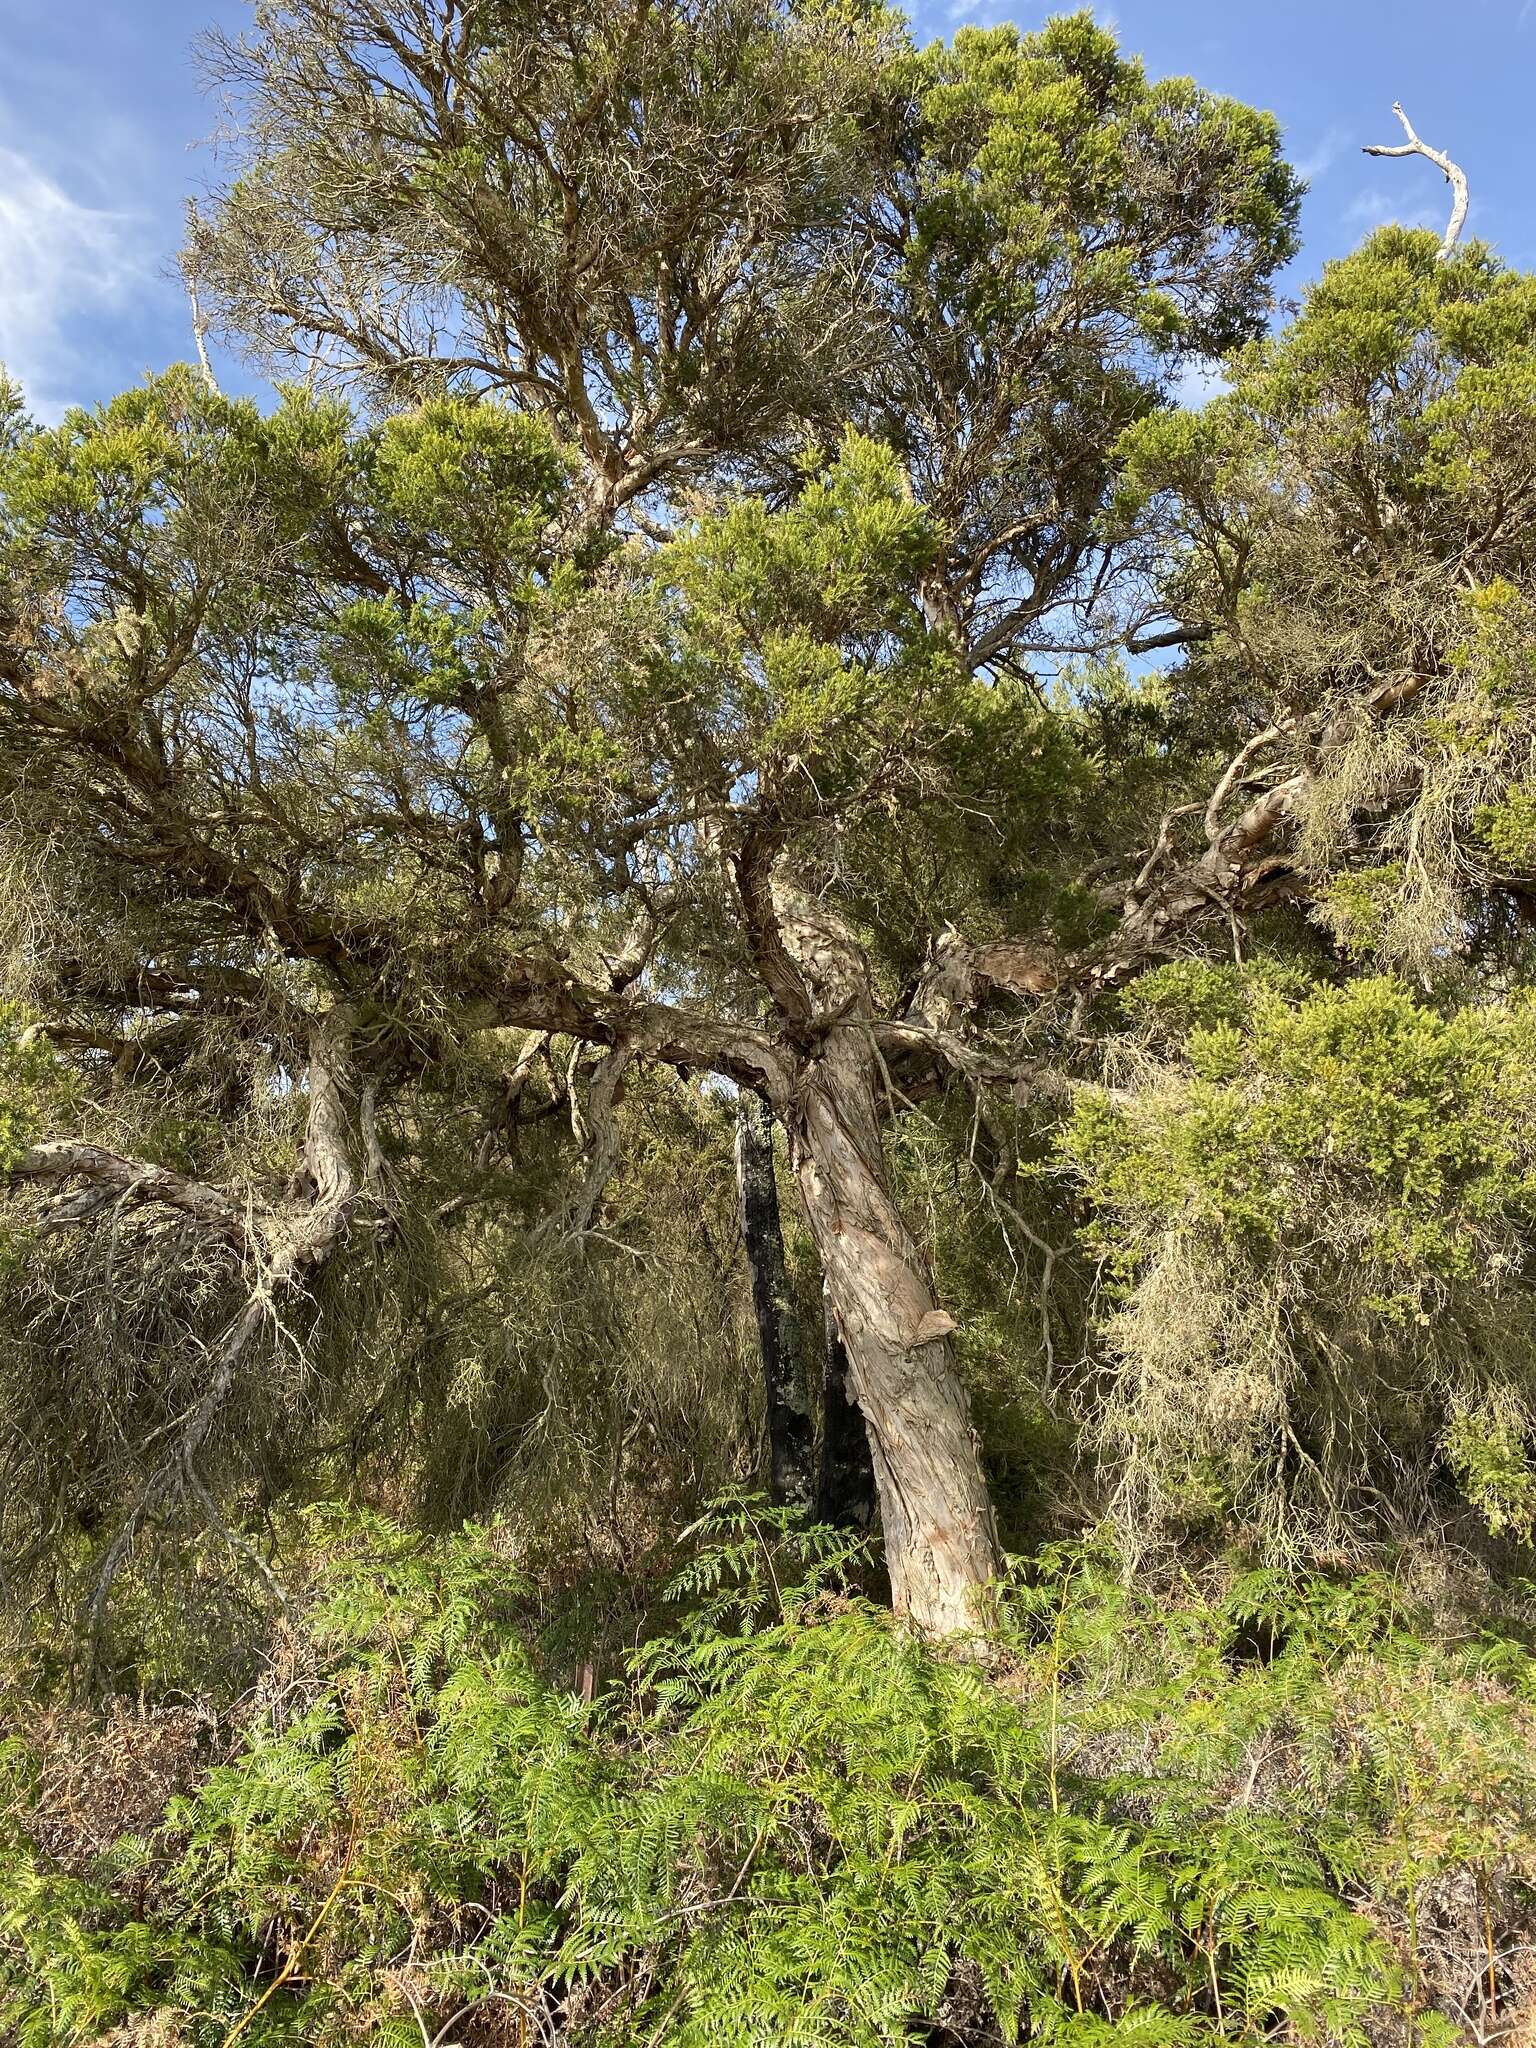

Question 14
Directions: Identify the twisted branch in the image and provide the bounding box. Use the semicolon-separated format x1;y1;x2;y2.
78;1009;362;1677
11;1143;250;1250
1363;104;1469;259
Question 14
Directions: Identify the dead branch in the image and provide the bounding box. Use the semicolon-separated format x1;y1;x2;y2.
1125;622;1214;656
10;1142;250;1251
1092;670;1435;984
1363;104;1469;259
1204;725;1288;842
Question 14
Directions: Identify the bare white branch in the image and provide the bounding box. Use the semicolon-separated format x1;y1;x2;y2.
1363;103;1469;259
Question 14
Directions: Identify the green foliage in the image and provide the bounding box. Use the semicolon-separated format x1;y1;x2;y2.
1073;976;1536;1282
1314;867;1409;960
0;1002;58;1170
1118;959;1322;1045
4;33;1536;2048
647;432;960;802
1478;785;1536;872
1066;974;1536;1543
914;13;1300;357
5;1509;1533;2045
371;397;570;570
1116;231;1536;975
1445;1396;1536;1540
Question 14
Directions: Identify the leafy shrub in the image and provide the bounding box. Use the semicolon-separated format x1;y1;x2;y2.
1065;972;1536;1545
3;1504;1534;2044
0;1002;62;1172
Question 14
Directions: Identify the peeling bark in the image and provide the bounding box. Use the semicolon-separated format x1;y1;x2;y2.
756;873;1002;1634
11;1142;250;1249
786;1025;1001;1634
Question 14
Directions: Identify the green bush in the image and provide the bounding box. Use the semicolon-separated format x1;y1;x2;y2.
1063;972;1536;1545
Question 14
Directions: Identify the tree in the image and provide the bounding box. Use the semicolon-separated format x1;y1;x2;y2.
1056;229;1536;1545
0;2;1305;1634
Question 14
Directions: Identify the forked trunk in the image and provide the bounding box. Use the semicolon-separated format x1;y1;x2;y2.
785;1025;1001;1635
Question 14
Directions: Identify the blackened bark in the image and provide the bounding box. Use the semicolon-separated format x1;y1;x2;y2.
816;1303;876;1532
735;1092;815;1509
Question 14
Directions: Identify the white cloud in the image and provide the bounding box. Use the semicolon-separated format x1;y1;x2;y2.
944;0;1010;23
1170;357;1229;410
1293;127;1348;188
1340;183;1441;237
0;140;151;418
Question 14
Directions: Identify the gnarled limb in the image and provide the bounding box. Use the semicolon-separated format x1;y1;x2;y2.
1125;621;1214;656
1098;772;1307;984
734;818;817;1031
483;956;788;1097
10;1143;250;1251
81;1008;363;1675
1204;725;1288;842
1081;671;1434;986
1364;105;1469;259
533;1040;636;1246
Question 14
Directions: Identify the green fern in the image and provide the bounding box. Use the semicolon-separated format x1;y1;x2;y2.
3;1510;1534;2044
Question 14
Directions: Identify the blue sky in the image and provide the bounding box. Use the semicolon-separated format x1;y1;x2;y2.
1;0;1533;417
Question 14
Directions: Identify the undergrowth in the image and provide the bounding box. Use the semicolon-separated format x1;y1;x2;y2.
2;1500;1534;2045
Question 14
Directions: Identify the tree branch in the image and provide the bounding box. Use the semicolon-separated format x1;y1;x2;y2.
731;819;815;1032
1125;622;1214;656
532;1040;635;1246
10;1142;250;1251
1363;104;1470;259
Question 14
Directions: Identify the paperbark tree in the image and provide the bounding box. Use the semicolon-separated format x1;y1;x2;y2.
0;0;1307;1631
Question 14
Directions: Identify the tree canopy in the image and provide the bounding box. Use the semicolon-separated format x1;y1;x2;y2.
9;0;1536;2039
1;0;1535;1711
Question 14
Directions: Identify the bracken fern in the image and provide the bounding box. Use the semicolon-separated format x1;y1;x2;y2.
2;1506;1533;2044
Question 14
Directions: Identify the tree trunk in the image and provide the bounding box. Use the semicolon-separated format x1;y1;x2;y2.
785;1025;1001;1634
815;1301;877;1533
735;1092;815;1509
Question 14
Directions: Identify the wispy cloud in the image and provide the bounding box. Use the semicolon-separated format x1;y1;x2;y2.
0;139;152;418
1293;126;1349;188
1340;183;1441;236
944;0;1012;24
1170;358;1230;411
944;0;1086;29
